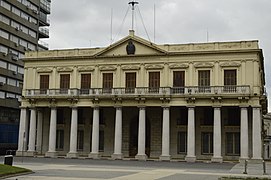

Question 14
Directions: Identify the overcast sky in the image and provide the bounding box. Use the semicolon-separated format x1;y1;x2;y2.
46;0;271;111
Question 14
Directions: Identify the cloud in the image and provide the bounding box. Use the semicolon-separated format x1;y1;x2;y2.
47;0;271;111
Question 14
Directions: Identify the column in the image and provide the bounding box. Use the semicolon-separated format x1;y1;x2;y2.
185;107;196;162
89;107;100;159
27;108;37;156
211;107;223;162
16;107;28;156
135;106;147;160
112;106;123;159
252;107;262;160
160;106;171;161
240;107;249;161
67;107;78;158
36;110;43;154
45;107;57;157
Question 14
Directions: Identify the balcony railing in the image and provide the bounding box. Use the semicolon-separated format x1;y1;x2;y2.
24;86;250;98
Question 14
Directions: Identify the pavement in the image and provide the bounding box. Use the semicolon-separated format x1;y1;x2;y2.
1;156;271;180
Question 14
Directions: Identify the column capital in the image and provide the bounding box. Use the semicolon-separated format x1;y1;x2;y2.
114;106;122;110
19;106;27;110
70;106;78;109
138;105;146;110
161;105;170;109
240;105;249;108
187;106;195;110
92;106;99;110
252;106;261;109
212;105;221;109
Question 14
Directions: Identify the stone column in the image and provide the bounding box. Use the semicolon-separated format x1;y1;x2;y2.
240;106;249;161
136;106;147;160
112;106;123;159
36;110;43;154
252;107;262;161
185;107;196;162
45;107;57;157
89;107;100;159
27;108;37;156
160;106;171;161
16;107;28;156
211;107;223;162
67;107;78;158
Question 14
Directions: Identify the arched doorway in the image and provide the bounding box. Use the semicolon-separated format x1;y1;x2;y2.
129;116;151;157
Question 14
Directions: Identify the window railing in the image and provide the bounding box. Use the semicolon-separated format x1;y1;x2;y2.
25;85;250;98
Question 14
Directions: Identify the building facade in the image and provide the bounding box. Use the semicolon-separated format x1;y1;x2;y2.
17;31;267;162
0;0;50;154
264;113;271;159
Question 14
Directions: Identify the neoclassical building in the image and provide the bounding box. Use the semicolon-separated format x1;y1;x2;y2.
16;30;267;162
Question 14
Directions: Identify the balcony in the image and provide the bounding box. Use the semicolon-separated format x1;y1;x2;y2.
24;86;250;99
38;27;49;38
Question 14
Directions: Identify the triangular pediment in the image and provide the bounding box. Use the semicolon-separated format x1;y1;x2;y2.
95;32;167;57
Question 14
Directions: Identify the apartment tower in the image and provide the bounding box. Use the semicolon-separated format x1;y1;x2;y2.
0;0;50;154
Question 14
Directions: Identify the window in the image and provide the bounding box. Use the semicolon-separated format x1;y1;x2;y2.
173;71;185;93
57;109;65;124
19;39;27;48
149;72;160;93
0;76;6;83
0;60;7;69
77;130;84;151
200;107;213;125
0;30;9;39
12;7;21;16
10;35;19;44
20;25;28;34
1;0;11;10
178;131;187;153
125;72;136;93
202;132;213;154
99;130;104;151
56;129;64;150
60;74;70;94
226;132;240;155
80;74;91;94
28;43;35;50
176;107;188;125
0;45;8;54
6;93;16;98
102;73;113;93
8;63;17;72
0;91;5;99
225;107;240;126
7;78;16;87
0;14;10;25
224;70;237;92
11;21;20;29
198;70;210;92
40;75;49;94
29;29;36;38
18;67;24;74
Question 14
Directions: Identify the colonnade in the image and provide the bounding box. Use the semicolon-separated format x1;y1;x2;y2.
16;106;262;162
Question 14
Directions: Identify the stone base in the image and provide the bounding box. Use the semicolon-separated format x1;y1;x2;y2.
159;155;171;161
111;153;123;160
211;156;223;163
45;151;58;158
249;158;263;164
88;153;100;159
66;152;78;158
185;156;196;162
135;154;147;161
16;151;26;156
26;151;37;157
239;157;249;164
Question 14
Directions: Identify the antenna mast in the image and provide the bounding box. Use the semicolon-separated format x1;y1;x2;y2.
128;0;139;30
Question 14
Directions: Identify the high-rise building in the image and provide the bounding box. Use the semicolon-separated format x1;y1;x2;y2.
0;0;50;154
